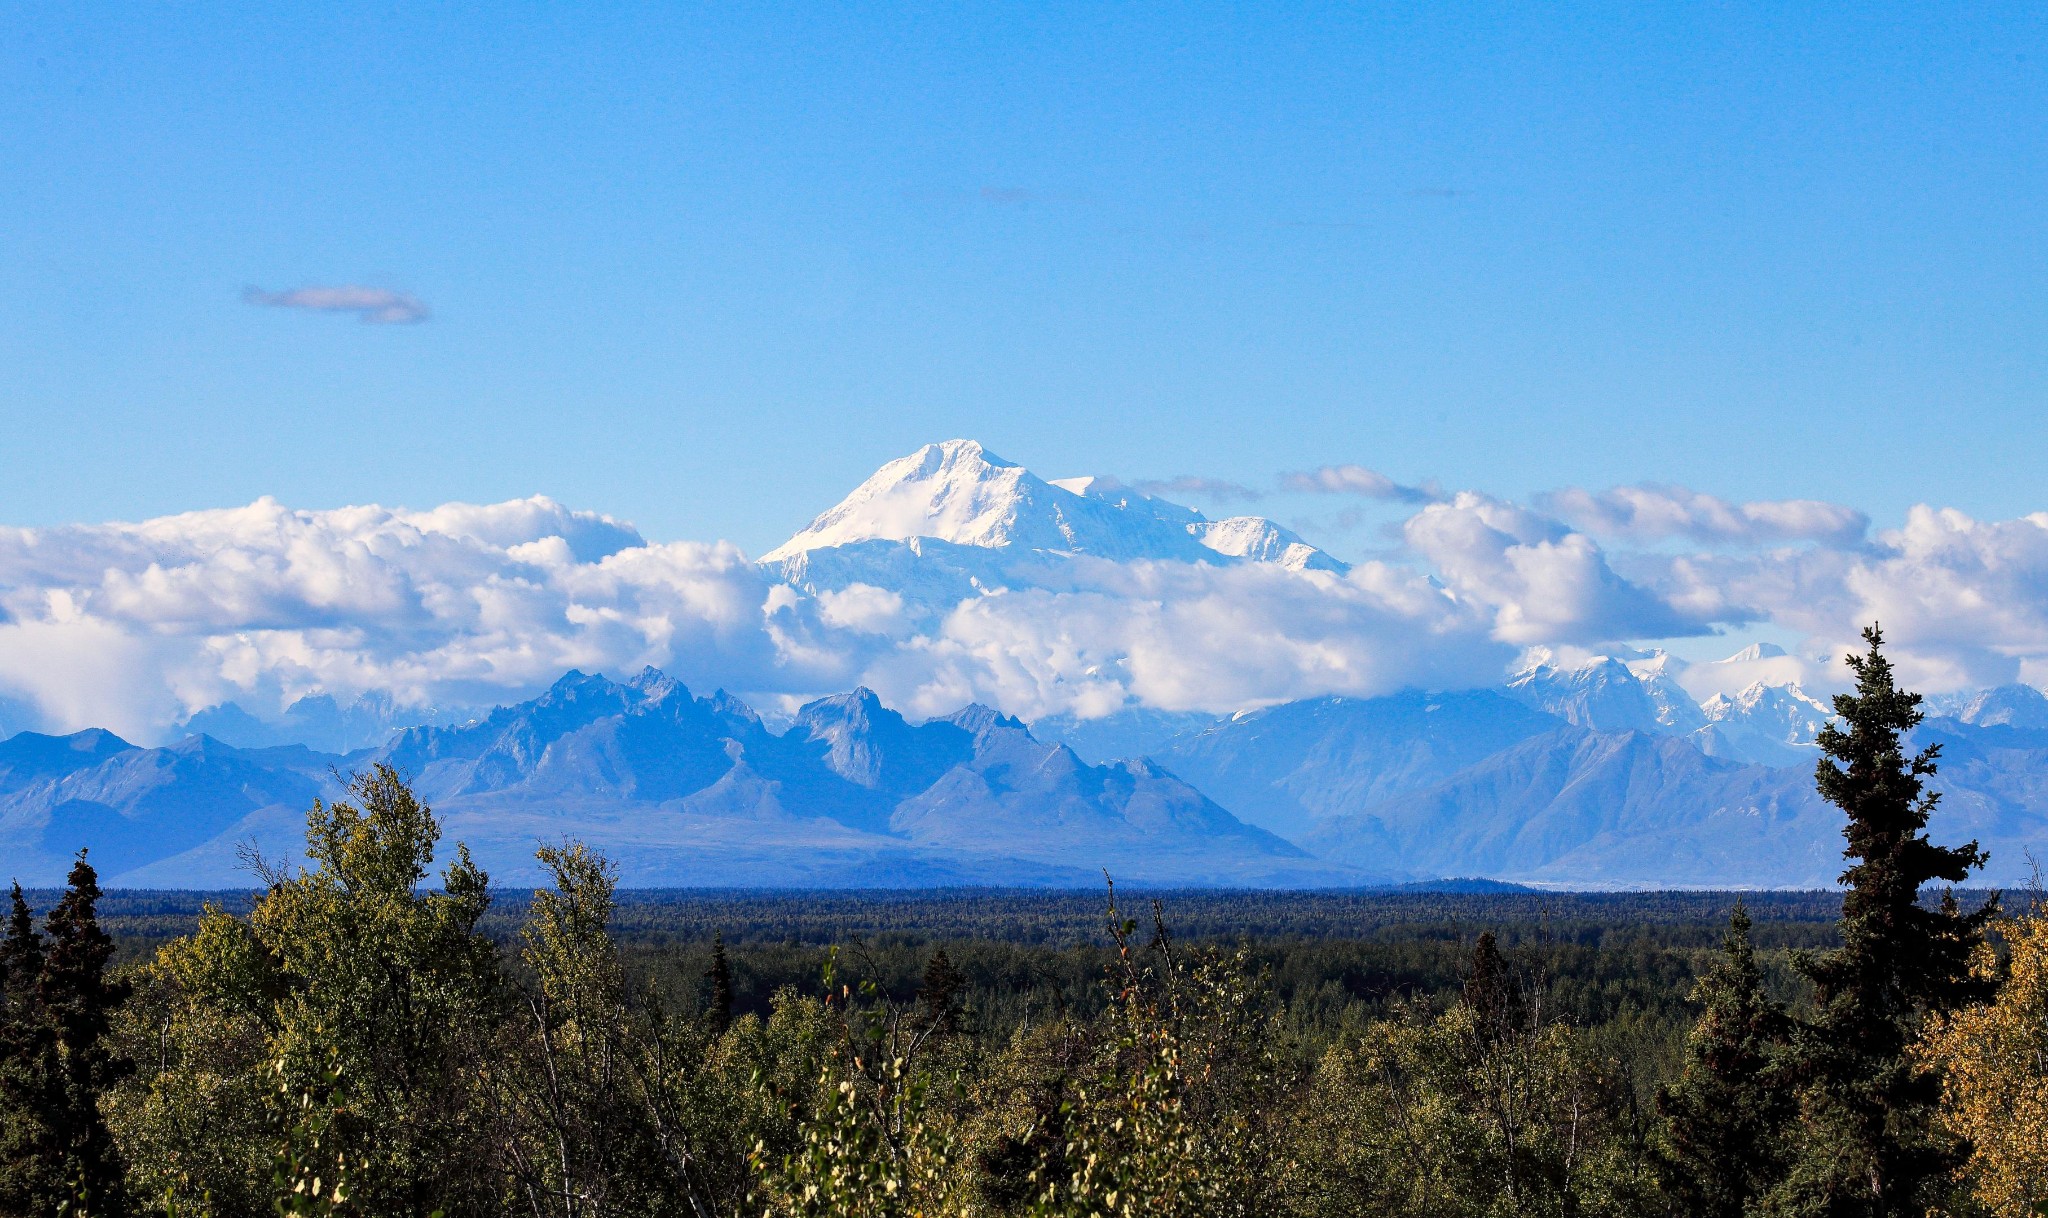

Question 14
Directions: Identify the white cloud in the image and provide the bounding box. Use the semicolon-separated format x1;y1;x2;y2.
0;499;820;738
1402;493;1710;645
1649;506;2048;693
857;558;1509;721
8;482;2048;742
1539;483;1868;546
243;285;430;324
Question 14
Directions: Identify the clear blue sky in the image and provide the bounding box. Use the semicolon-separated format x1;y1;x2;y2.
3;4;2044;556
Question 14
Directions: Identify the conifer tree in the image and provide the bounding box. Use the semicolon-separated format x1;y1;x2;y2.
38;853;133;1214
1463;931;1524;1043
1769;625;1997;1216
0;881;66;1214
705;931;733;1034
1657;902;1793;1217
917;947;966;1036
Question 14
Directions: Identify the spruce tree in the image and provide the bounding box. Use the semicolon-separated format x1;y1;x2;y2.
38;853;133;1213
1463;931;1524;1043
1657;903;1794;1217
0;882;64;1215
917;947;966;1036
1769;625;1997;1216
705;931;734;1034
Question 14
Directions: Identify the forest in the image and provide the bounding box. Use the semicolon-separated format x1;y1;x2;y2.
1;628;2045;1216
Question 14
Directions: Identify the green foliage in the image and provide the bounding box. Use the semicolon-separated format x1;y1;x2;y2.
0;858;134;1218
1656;903;1795;1216
1769;626;1997;1216
104;766;502;1216
1286;936;1653;1218
1;878;69;1215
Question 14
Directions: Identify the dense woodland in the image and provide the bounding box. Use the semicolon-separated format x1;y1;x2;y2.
2;627;2045;1216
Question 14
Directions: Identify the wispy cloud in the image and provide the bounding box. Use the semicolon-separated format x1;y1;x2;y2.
1132;475;1266;503
243;284;430;325
1281;464;1443;504
1538;483;1868;547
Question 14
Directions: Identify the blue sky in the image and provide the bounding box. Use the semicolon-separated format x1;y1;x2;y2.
3;4;2045;557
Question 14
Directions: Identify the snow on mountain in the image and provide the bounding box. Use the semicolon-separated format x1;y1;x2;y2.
1680;640;1817;701
762;441;1344;582
1192;515;1333;570
1938;684;2048;730
1690;681;1835;768
1505;654;1705;735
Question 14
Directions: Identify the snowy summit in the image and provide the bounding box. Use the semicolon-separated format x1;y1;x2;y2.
763;440;1342;571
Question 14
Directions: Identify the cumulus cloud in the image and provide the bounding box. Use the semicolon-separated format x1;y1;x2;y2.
855;558;1510;721
0;498;832;739
1402;492;1712;645
1281;464;1442;504
1642;506;2048;692
9;477;2048;743
243;284;430;324
1539;483;1868;547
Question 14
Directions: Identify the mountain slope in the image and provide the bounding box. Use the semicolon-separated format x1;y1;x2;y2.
1691;682;1834;767
1158;690;1563;841
1303;727;1844;887
0;732;331;882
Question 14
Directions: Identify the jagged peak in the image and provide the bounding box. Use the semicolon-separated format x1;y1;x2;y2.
544;669;617;697
795;686;893;728
939;703;1030;737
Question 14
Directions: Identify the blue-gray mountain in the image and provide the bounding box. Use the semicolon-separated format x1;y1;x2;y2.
5;665;2045;890
1;670;1336;889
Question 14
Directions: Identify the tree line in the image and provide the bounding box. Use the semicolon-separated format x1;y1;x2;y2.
1;626;2044;1216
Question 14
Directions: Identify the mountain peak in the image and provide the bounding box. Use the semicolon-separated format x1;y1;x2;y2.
762;440;1346;573
1717;641;1789;664
1954;683;2048;729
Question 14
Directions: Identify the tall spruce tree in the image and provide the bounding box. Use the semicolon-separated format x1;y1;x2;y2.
1768;625;1997;1217
39;853;133;1213
0;882;65;1215
1657;903;1794;1217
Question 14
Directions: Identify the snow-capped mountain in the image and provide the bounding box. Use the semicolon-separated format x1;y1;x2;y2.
1505;653;1706;735
1691;682;1835;768
1933;684;2048;730
763;441;1342;595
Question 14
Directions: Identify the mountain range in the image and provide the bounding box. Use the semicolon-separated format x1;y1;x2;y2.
5;440;2045;890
